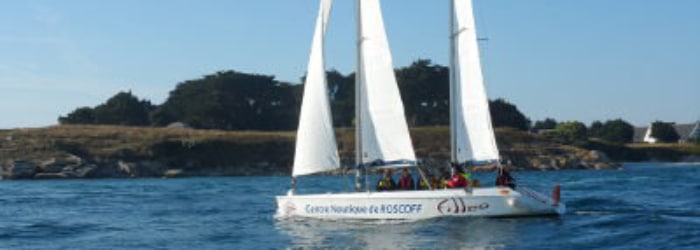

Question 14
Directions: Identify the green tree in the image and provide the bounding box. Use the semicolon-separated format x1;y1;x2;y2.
533;118;558;130
395;59;449;126
489;99;531;130
93;91;154;126
326;70;355;127
601;119;634;143
59;92;153;126
650;121;680;143
58;107;96;124
589;120;604;137
552;121;588;144
157;70;299;130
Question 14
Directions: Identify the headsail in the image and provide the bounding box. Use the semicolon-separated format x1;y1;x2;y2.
292;0;338;176
356;0;416;167
450;0;500;163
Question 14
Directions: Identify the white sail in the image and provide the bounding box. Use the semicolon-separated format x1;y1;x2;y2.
292;0;338;176
356;0;416;166
450;0;500;163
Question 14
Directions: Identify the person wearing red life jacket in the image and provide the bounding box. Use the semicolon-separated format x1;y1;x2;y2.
397;168;414;190
446;164;468;188
496;168;516;189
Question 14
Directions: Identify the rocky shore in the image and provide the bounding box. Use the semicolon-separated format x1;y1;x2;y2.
0;125;632;180
1;151;617;180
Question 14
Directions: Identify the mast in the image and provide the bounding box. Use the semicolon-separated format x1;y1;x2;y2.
354;0;363;191
451;0;501;166
449;0;457;164
353;0;417;176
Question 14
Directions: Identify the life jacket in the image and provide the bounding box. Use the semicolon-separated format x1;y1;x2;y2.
447;173;467;188
418;179;429;190
377;177;395;190
398;176;413;190
460;172;471;181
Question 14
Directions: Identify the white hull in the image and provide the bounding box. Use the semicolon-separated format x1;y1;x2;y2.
276;187;565;220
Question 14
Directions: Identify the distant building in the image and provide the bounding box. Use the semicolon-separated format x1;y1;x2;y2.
636;121;700;144
690;122;700;141
166;122;192;129
632;127;648;143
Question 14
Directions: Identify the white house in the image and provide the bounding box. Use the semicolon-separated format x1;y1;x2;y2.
642;121;700;144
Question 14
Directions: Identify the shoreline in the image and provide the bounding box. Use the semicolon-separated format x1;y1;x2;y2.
1;125;696;180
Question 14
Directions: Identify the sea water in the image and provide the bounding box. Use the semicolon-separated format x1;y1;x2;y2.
0;163;698;249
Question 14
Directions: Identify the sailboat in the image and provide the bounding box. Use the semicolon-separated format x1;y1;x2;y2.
276;0;565;220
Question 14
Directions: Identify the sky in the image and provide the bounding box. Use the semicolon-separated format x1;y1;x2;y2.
0;0;698;129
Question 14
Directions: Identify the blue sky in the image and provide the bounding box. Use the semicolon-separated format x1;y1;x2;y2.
0;0;698;129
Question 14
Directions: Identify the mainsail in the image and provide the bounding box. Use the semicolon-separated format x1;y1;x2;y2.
450;0;500;163
356;0;416;167
292;0;338;176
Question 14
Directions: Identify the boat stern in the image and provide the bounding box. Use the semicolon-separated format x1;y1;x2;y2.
511;186;566;216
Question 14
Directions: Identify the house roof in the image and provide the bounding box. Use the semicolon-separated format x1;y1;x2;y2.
633;121;700;142
690;123;700;139
674;123;696;141
633;127;648;143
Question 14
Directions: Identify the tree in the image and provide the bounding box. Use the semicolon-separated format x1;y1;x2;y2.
533;118;558;130
157;70;299;130
326;70;355;127
59;91;153;126
552;121;588;144
93;91;154;126
395;59;449;126
589;120;604;138
650;121;680;143
601;119;634;143
57;61;537;131
58;107;96;124
489;99;531;130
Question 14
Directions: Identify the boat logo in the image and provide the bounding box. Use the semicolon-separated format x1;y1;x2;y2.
437;198;489;214
284;201;297;215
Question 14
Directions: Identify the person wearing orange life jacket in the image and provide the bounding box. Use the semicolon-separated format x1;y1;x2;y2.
376;169;396;191
397;168;414;190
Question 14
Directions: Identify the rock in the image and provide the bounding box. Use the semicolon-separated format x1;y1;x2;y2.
583;150;610;162
82;163;130;178
34;173;68;179
165;169;184;178
132;161;167;177
3;161;37;179
69;164;97;178
118;161;133;176
593;162;620;170
64;154;84;166
39;158;67;173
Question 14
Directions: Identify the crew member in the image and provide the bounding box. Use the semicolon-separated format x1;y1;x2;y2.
496;168;516;189
376;169;396;191
446;164;469;188
397;168;414;190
